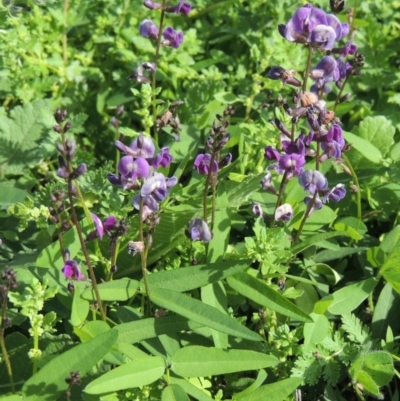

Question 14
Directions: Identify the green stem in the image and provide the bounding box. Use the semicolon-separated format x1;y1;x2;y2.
151;0;168;145
333;75;349;114
0;297;15;393
62;0;70;67
342;153;362;231
302;46;314;92
67;180;106;321
203;152;217;221
271;171;288;227
32;328;39;375
293;192;318;245
139;198;151;316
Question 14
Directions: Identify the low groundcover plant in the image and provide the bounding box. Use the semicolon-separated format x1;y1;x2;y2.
0;0;399;400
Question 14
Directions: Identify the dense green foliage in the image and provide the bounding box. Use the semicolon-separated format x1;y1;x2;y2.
1;0;400;400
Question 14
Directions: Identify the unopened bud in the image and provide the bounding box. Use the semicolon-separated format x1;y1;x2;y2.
111;116;118;128
53;125;61;133
111;265;118;273
338;93;351;103
70;163;87;179
67;282;75;294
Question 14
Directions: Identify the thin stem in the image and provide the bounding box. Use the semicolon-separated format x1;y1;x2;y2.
271;171;288;227
0;296;15;393
62;0;70;67
211;174;217;231
293;192;318;245
67;180;106;321
32;329;39;375
342;153;362;234
302;46;314;92
315;142;320;171
333;75;349;113
203;152;217;221
139;198;151;316
152;0;168;144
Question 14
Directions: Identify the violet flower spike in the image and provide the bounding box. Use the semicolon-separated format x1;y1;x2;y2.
166;0;192;15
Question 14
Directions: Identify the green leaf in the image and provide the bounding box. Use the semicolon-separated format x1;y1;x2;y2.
74;321;110;342
169;376;214;401
162;384;190;401
144;259;250;293
149;288;263;342
356;116;395;158
303;313;330;349
0;99;51;177
293;205;337;232
233;377;303;401
350;351;394;397
371;282;400;339
334;217;367;241
84;356;165;394
312;247;368;263
343;131;382;164
323;278;378;315
70;281;90;327
227;272;312;322
81;278;139;301
380;233;400;294
0;181;28;209
309;264;342;286
114;315;203;344
22;330;118;401
171;346;278;377
291;231;349;255
214;92;239;104
235;369;267;399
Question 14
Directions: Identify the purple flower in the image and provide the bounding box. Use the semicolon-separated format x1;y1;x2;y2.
280;4;349;50
298;170;328;194
265;146;281;161
323;184;346;203
91;213;104;239
278;153;306;177
188;218;212;243
194;154;219;175
133;194;159;220
166;0;191;15
118;156;151;190
282;134;306;157
163;27;184;48
252;202;264;218
320;124;345;160
103;215;118;232
141;172;178;201
275;203;294;222
143;0;163;10
140;19;159;39
261;171;277;194
151;147;173;169
62;260;85;281
130;135;156;158
304;194;323;215
310;56;339;93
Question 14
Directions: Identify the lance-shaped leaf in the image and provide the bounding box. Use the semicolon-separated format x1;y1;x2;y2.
171;346;278;377
227;272;312;322
82;278;139;301
150;288;263;342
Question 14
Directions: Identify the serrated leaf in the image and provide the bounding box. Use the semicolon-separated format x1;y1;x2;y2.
85;356;165;394
0;99;51;177
233;377;303;401
81;278;139;301
171;346;278;377
341;314;370;344
227;272;312;322
323;359;340;386
149;288;263;342
144;259;250;293
22;330;118;401
324;278;378;315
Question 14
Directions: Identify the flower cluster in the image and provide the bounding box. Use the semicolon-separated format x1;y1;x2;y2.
261;2;364;222
108;134;177;221
62;249;86;282
278;3;349;50
140;0;191;50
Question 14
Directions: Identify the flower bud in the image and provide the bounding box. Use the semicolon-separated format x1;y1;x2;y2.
70;163;87;179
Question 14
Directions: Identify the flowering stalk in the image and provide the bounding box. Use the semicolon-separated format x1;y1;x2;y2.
139;198;151;315
302;46;313;92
